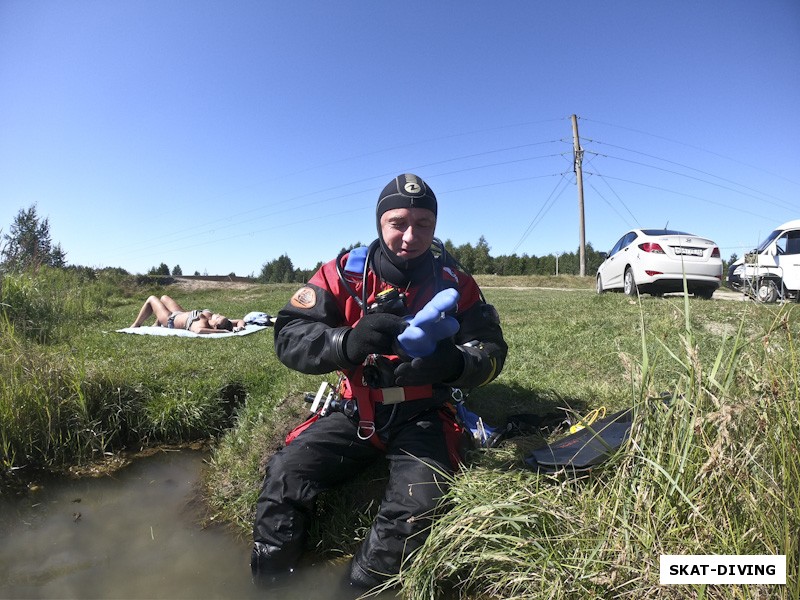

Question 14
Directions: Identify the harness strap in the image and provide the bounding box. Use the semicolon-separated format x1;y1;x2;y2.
342;371;434;450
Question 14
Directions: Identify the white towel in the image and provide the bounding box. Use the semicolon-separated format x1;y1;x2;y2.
115;324;268;338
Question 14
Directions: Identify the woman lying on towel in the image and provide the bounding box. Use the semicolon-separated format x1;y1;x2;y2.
131;295;246;334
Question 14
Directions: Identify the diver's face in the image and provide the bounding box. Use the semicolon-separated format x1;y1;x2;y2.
379;207;436;261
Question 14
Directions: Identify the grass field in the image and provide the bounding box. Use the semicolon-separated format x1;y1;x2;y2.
1;269;797;599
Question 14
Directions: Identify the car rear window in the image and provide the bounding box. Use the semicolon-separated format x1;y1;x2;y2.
641;229;691;236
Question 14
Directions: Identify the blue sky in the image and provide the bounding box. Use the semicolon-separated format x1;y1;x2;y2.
1;1;798;276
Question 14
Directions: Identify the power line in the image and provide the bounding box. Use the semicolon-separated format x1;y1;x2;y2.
584;139;788;205
511;174;571;254
588;162;640;228
106;140;566;260
586;148;795;212
594;173;767;221
97;114;795;271
580;117;800;187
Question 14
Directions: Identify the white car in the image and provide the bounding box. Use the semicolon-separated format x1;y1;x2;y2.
596;228;723;298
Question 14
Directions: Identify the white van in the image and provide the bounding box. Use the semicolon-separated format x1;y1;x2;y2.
727;219;800;302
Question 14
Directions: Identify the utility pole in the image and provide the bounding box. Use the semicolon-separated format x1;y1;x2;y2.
571;114;586;277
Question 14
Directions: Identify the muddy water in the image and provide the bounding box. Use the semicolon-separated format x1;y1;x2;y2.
0;451;386;600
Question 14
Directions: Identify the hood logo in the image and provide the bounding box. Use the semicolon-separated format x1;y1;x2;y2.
404;182;421;195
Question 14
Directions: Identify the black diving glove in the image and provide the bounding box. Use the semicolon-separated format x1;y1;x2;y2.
393;340;464;386
344;312;407;364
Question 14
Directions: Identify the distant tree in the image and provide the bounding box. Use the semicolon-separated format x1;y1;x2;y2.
585;243;605;276
472;236;494;274
194;270;201;276
171;264;183;276
293;267;316;283
262;234;611;282
148;263;170;276
1;204;66;272
454;242;476;273
495;253;525;276
539;254;556;275
338;242;366;255
259;254;295;283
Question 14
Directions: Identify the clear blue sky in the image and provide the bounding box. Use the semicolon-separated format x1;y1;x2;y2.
1;1;798;276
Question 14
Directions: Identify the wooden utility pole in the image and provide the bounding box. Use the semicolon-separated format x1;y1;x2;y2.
571;114;586;277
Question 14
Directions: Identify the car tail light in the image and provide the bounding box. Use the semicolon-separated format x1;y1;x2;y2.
711;247;720;258
639;242;665;254
645;270;663;276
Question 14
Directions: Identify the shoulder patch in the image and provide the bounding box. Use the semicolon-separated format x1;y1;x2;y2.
290;287;317;309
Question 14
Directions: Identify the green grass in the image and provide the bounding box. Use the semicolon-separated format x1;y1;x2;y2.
398;290;798;599
1;270;796;599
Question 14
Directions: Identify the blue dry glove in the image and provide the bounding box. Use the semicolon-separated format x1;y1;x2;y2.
397;288;460;358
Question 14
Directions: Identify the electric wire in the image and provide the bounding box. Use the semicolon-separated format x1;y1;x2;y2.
105;148;565;264
586;149;795;212
580;117;800;187
511;174;571;254
596;174;767;221
589;184;636;231
105;139;564;262
584;139;789;206
589;163;640;227
97;114;795;271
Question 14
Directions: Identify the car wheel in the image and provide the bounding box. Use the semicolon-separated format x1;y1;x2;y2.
756;279;779;303
596;275;604;294
623;268;637;297
695;287;715;300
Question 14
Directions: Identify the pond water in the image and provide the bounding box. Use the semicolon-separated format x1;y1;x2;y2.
0;450;390;600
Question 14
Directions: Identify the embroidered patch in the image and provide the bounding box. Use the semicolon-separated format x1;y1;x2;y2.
290;287;317;309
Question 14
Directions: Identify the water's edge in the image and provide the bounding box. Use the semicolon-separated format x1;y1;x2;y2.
0;450;365;600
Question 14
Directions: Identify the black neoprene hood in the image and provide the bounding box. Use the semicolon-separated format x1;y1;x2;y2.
376;174;437;221
374;173;438;275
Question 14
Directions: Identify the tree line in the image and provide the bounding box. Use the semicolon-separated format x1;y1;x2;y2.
2;205;738;283
255;236;609;283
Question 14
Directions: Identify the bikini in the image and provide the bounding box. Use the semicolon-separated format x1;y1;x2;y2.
166;310;202;330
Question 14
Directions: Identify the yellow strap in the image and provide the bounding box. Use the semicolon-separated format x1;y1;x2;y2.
569;406;606;433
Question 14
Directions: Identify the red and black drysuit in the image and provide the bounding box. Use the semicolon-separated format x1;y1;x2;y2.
251;245;507;586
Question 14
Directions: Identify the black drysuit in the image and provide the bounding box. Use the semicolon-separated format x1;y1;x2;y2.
252;246;507;585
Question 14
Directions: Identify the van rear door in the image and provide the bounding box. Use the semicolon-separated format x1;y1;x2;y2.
775;229;800;292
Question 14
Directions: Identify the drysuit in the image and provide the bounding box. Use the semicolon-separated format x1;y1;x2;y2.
252;244;506;586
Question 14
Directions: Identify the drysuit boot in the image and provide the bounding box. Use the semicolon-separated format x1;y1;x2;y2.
250;541;296;588
349;557;386;589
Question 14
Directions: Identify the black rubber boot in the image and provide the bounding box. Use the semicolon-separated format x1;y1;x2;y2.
250;542;294;588
349;558;385;590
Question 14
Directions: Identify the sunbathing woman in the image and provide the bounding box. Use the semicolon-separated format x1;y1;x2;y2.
130;295;246;333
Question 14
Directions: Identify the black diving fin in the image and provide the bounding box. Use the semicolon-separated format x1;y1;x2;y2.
524;408;632;474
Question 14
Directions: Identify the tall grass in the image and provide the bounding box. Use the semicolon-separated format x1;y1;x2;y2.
2;269;796;598
397;296;798;599
0;267;124;343
0;269;262;481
